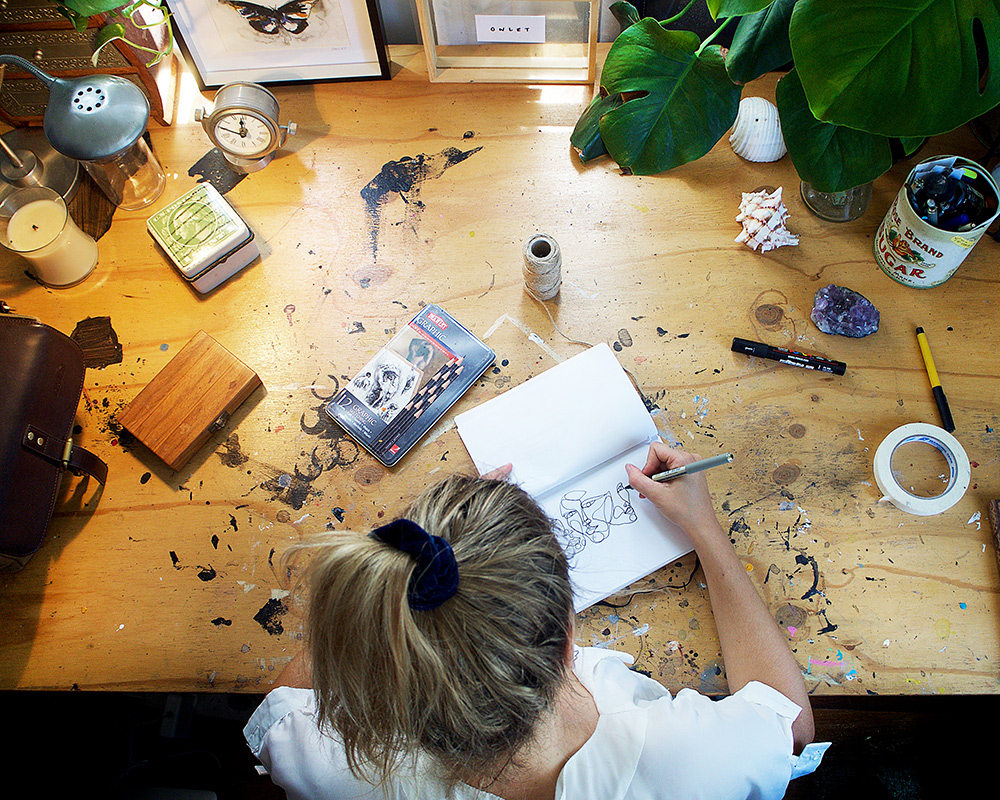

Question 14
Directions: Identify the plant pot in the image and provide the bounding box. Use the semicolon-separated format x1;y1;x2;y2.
800;181;873;222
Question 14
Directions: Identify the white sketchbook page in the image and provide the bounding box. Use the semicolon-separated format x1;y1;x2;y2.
537;441;693;613
456;344;693;611
455;344;656;496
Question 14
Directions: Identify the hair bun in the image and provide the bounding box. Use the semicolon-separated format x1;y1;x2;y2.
370;519;459;611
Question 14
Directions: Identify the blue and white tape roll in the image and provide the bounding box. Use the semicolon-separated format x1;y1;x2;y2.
873;423;971;516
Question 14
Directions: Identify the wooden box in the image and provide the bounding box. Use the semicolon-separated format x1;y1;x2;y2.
118;331;262;471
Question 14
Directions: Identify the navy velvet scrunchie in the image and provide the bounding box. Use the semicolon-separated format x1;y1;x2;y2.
370;519;459;611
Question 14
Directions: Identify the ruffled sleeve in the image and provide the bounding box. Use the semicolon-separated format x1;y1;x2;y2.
243;687;385;800
636;681;801;800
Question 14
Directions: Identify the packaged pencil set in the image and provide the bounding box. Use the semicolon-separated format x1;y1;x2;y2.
324;305;495;466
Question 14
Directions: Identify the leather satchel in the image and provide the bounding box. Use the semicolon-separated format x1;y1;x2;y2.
0;311;108;571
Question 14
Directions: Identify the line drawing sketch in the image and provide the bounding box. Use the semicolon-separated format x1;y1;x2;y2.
349;350;421;423
552;482;637;557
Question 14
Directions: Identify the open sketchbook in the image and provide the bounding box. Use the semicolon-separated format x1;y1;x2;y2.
455;343;693;612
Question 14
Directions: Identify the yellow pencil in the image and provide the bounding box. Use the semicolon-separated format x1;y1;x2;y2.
915;327;955;432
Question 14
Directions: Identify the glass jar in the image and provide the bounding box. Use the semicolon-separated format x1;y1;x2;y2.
800;181;873;222
82;136;165;211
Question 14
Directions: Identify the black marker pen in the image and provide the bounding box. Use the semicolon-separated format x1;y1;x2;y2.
732;337;846;376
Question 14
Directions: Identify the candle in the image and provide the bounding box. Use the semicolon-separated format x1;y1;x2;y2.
1;188;98;287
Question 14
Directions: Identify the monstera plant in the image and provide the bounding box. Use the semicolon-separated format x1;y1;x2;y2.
572;0;1000;192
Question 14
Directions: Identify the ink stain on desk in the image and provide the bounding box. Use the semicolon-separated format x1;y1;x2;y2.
254;598;287;635
217;433;250;468
259;469;319;511
612;328;633;351
361;145;483;257
189;149;247;194
795;553;821;600
71;316;123;368
352;264;392;288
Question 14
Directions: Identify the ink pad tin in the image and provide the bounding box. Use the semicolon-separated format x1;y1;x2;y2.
147;183;259;293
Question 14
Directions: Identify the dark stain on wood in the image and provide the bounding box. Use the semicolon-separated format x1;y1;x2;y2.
188;148;248;194
71;316;123;368
254;598;287;635
361;145;483;257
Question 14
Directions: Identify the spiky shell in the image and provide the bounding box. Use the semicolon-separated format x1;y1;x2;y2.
735;186;799;253
729;97;786;163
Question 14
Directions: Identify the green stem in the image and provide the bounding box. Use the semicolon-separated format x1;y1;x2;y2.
696;14;736;54
662;0;698;26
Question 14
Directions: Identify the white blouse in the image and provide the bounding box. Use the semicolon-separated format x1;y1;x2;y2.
244;646;827;800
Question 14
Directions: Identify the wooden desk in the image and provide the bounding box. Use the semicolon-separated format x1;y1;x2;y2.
2;47;998;694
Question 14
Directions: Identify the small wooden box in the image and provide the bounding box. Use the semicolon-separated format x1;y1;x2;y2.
119;331;262;471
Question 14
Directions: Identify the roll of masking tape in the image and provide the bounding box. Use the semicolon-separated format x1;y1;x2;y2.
873;423;970;516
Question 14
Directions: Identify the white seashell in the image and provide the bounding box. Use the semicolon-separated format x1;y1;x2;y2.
729;97;787;163
735;186;799;252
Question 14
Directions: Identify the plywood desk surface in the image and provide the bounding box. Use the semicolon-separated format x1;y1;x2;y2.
1;47;998;694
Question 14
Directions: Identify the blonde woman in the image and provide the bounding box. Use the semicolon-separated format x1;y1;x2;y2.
245;444;823;799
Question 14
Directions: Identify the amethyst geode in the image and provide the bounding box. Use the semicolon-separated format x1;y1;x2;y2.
810;285;880;338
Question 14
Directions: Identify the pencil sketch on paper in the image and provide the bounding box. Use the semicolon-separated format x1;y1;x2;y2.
350;350;421;423
552;482;637;557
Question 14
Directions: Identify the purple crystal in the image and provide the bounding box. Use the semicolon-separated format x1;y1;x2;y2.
810;285;879;338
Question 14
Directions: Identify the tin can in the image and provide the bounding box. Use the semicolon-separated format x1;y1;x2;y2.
873;155;999;288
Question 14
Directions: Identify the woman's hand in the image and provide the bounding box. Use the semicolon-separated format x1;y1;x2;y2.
480;463;513;481
627;442;815;752
625;444;720;540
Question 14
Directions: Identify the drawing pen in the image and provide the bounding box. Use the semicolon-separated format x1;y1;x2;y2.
732;337;846;376
915;327;955;432
649;452;734;483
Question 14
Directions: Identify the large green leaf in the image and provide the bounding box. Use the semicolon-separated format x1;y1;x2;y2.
791;0;1000;137
707;0;775;19
597;18;742;175
91;22;127;66
571;92;624;162
726;0;796;84
61;0;127;15
776;68;895;192
609;0;642;30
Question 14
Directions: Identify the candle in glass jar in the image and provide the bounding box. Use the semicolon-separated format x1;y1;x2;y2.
4;195;98;287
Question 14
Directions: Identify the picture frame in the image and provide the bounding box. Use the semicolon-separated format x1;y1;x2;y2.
166;0;391;87
415;0;598;84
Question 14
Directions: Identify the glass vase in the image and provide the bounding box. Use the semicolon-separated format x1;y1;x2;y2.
800;180;872;222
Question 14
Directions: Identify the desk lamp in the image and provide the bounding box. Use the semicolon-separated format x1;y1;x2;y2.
0;55;164;210
0;127;80;204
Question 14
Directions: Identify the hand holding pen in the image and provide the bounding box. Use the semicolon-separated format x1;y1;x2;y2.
625;444;733;537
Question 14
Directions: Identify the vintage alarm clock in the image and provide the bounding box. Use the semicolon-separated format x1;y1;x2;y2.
195;82;296;173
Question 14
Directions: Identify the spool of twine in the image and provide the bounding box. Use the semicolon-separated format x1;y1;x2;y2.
522;233;562;301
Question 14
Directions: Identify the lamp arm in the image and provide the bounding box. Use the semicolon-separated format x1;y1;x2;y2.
0;55;56;88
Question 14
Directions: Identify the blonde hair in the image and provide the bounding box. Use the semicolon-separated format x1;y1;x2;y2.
285;474;574;789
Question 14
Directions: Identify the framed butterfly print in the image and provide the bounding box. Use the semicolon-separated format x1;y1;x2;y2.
167;0;391;87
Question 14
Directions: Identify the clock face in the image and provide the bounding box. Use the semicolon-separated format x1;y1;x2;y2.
211;112;275;158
